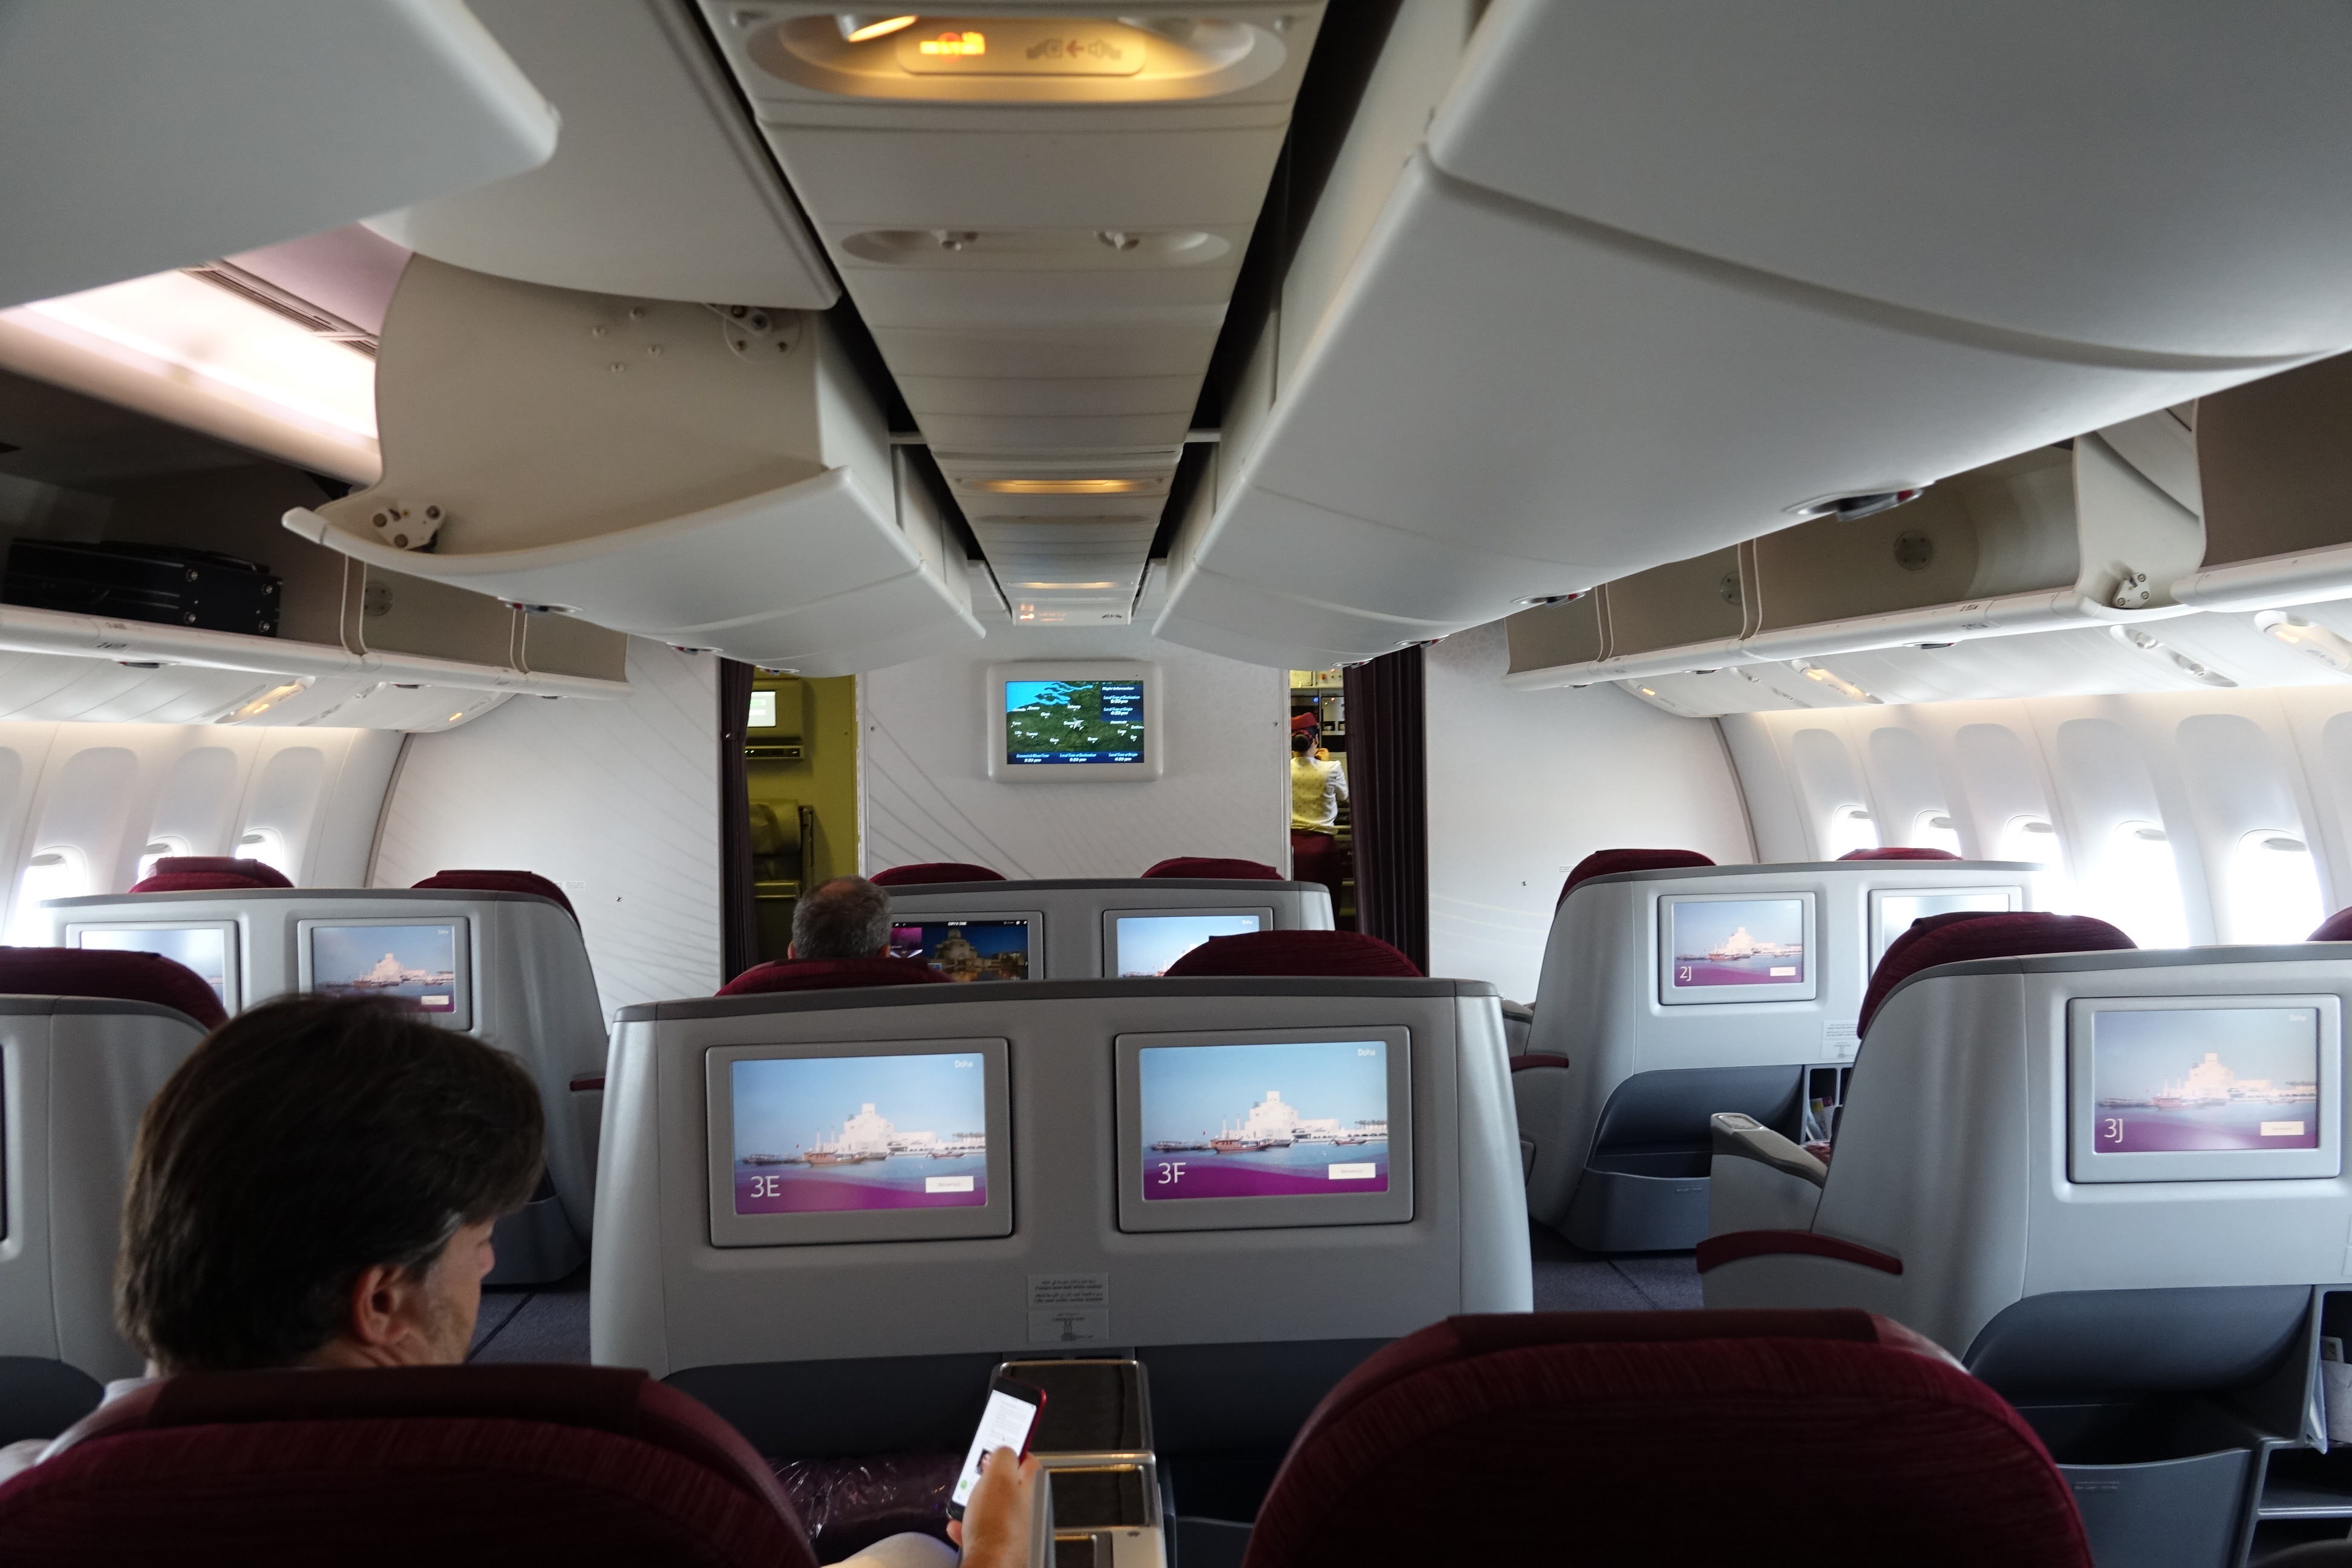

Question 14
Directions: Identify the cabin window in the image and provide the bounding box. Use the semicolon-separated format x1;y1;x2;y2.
237;827;290;879
137;835;189;882
2000;815;2061;866
1913;811;1962;855
2089;820;2189;949
1826;805;1878;858
2229;831;2324;945
7;847;90;945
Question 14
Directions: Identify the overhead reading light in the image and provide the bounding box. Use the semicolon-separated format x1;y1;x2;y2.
1788;488;1927;522
2256;611;2352;674
837;13;919;41
220;679;312;723
917;27;985;55
1795;662;1879;704
2111;625;2237;687
974;478;1145;495
1015;581;1117;590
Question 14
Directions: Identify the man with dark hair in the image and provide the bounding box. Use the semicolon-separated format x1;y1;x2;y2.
791;874;895;959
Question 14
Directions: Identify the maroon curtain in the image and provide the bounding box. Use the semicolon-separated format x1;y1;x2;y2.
1342;647;1428;972
717;658;758;983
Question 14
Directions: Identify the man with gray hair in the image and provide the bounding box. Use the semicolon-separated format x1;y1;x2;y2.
791;874;895;959
715;875;950;997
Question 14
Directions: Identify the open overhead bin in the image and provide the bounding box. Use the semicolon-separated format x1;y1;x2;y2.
285;257;983;677
1154;0;2352;668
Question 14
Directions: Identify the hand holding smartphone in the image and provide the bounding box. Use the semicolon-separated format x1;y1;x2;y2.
949;1375;1047;1521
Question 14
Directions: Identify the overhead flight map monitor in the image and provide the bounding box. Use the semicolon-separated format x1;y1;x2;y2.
987;661;1163;780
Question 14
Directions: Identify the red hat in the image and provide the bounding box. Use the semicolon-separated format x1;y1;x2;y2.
1290;711;1320;733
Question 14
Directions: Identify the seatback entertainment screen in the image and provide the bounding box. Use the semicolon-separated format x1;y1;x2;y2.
1113;1027;1414;1232
707;1037;1014;1246
305;921;465;1022
73;923;237;1011
1659;894;1817;1005
889;918;1033;981
1004;678;1144;766
2067;996;2341;1183
1870;888;2019;966
731;1051;990;1213
1111;912;1263;977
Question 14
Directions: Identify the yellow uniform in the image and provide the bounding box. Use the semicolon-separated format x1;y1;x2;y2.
1291;753;1347;832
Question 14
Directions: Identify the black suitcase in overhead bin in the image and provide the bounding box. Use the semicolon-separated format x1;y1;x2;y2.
3;538;283;636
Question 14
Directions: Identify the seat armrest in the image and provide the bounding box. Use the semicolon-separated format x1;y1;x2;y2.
1709;1112;1827;1187
1498;999;1534;1024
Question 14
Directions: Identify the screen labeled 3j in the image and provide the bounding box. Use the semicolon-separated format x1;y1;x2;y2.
1138;1039;1391;1200
731;1051;990;1214
2090;1008;2321;1153
1004;678;1143;766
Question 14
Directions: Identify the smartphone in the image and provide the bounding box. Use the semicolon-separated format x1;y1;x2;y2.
947;1375;1048;1520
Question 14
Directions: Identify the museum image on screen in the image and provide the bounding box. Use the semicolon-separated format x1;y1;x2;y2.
2090;1008;2322;1153
1137;1039;1390;1201
731;1052;990;1213
1114;913;1263;977
310;924;460;1013
1873;890;2014;962
1004;678;1145;766
77;926;230;1009
890;920;1030;981
1667;898;1807;990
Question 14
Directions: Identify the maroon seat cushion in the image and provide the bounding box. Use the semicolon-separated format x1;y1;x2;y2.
1140;857;1284;880
869;863;1004;886
1243;1309;2090;1568
0;1365;816;1568
717;957;953;996
2312;908;2352;942
1163;930;1420;978
128;855;292;893
0;946;226;1029
412;869;578;923
1859;911;2135;1036
1838;847;1962;861
1556;848;1714;909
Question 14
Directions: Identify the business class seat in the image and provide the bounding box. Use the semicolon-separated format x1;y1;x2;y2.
1553;846;1715;909
1837;847;1964;861
1238;1309;2089;1568
0;1364;823;1567
869;862;1005;886
1163;929;1419;978
126;855;291;893
2310;908;2352;942
44;877;606;1285
883;874;1336;980
0;950;221;1445
1142;857;1282;880
717;957;950;995
1515;855;2045;1252
1704;941;2352;1568
595;975;1526;1532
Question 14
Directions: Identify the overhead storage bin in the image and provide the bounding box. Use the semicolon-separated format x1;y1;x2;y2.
1154;0;2352;669
285;257;982;677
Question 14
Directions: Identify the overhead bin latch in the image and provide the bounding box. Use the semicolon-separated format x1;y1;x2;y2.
364;501;445;551
1786;488;1927;523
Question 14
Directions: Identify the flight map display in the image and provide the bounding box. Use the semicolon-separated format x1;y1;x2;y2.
1005;678;1145;766
310;923;460;1014
889;919;1031;981
1137;1038;1390;1201
1667;898;1808;990
2090;1007;2322;1153
732;1051;990;1214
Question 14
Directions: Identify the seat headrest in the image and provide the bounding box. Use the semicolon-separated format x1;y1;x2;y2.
1246;1308;2088;1568
1557;848;1714;909
411;869;577;923
1163;929;1421;978
869;862;1005;886
0;945;226;1029
1859;911;2135;1036
11;1364;814;1566
2312;907;2352;942
1838;847;1962;861
716;956;954;996
1140;857;1284;880
128;855;292;893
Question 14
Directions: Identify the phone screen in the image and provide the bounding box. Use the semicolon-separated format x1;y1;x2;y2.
951;1383;1044;1512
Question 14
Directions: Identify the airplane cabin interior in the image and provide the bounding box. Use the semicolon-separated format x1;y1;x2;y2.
7;4;2352;1565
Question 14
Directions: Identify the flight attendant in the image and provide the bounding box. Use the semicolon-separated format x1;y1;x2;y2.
1290;712;1350;924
